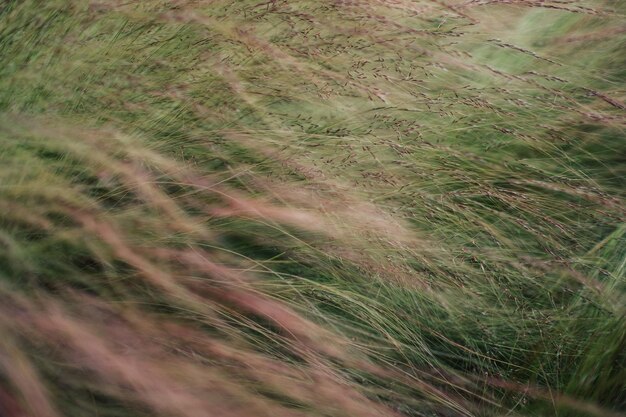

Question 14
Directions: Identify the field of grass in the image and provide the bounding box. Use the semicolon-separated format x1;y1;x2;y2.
0;1;624;416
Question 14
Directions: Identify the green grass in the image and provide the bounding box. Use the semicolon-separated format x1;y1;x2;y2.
0;1;624;416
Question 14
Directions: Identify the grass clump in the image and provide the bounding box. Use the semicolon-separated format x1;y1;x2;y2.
0;1;624;416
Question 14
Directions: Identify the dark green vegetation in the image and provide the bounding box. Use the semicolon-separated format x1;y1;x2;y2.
0;1;624;416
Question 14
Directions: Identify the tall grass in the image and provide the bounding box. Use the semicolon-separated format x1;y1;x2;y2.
0;1;624;416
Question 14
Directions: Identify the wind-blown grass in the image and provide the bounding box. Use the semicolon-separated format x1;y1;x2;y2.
0;1;624;416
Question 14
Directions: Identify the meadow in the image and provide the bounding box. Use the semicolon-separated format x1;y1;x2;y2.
0;1;624;416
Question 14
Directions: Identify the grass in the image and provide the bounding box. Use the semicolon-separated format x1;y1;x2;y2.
0;0;624;416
